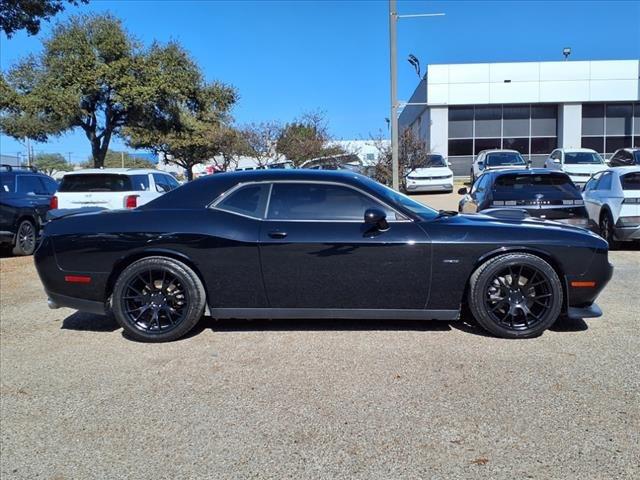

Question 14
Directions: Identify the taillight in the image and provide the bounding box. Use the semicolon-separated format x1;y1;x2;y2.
50;195;58;209
124;195;138;209
622;198;640;204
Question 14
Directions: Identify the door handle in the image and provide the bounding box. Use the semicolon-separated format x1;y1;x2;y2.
268;231;287;239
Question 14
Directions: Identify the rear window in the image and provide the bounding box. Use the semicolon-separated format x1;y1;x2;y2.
1;174;15;193
494;173;578;193
485;152;526;166
621;172;640;190
59;174;134;192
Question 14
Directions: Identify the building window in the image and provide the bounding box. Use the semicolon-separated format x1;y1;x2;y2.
448;107;473;138
448;139;473;156
503;105;529;137
474;138;501;154
531;106;557;137
531;137;557;155
582;103;637;154
474;106;501;137
503;137;530;154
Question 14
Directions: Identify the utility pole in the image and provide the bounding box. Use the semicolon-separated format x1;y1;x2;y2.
67;152;72;164
388;1;444;190
121;151;125;168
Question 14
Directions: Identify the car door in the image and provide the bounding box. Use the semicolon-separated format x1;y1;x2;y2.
584;172;611;220
258;181;431;310
16;175;51;224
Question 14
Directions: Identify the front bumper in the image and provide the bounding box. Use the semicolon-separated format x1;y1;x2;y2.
405;181;453;192
567;303;603;319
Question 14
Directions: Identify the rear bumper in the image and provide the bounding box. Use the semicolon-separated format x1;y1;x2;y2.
47;291;107;315
0;230;15;245
614;225;640;241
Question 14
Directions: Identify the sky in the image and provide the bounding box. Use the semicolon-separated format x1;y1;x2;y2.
1;0;639;163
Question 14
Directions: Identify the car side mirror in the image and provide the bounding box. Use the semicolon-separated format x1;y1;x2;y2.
364;208;388;231
477;161;484;171
552;158;561;164
458;187;468;195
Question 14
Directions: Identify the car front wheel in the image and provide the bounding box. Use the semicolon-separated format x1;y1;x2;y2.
111;256;206;342
12;219;36;256
468;253;563;338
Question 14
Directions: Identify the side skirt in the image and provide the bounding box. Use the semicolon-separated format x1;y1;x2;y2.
208;308;460;321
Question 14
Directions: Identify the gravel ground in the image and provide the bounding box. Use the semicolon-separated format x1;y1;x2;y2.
1;192;639;479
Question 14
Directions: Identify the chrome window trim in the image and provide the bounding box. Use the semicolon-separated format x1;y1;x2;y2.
209;179;411;222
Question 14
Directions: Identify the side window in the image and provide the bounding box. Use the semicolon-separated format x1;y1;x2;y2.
16;175;46;195
165;175;180;190
153;173;169;192
130;174;150;191
595;172;612;191
41;176;58;194
583;173;601;192
267;183;396;221
622;151;633;164
471;174;487;194
549;150;558;160
216;184;269;218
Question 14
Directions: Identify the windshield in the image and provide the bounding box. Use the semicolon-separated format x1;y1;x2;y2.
364;178;438;219
564;152;604;165
494;173;578;195
423;154;446;168
621;172;640;190
59;174;135;192
485;152;525;166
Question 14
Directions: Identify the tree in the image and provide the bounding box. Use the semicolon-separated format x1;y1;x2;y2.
125;84;238;180
238;121;282;168
276;111;344;167
80;150;155;169
1;14;219;168
209;126;246;172
369;129;429;187
0;0;88;38
33;152;72;175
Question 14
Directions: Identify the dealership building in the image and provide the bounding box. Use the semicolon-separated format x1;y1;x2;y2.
398;59;640;176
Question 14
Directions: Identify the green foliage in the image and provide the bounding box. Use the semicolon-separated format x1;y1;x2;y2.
0;0;88;38
1;13;229;169
276;111;344;167
80;150;155;169
33;152;72;175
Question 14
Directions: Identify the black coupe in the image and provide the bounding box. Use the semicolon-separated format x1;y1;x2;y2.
34;170;613;342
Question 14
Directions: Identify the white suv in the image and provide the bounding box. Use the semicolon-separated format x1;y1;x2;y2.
404;153;454;193
470;149;528;183
544;148;606;188
52;169;180;210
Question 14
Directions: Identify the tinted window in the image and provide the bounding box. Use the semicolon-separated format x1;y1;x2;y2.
217;184;269;218
494;174;577;194
1;173;15;193
596;173;612;191
485;152;526;167
564;152;604;165
634;151;640;164
424;154;446;167
59;174;133;192
620;172;640;190
41;176;58;194
16;175;46;194
267;183;395;221
153;174;170;192
130;174;150;191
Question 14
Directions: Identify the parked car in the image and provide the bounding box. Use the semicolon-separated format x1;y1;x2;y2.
52;168;180;211
403;153;454;193
35;169;612;342
0;165;58;255
607;148;640;167
470;149;528;183
544;148;606;188
582;167;640;246
458;169;592;229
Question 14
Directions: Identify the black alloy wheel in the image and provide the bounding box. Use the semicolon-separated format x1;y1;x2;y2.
13;220;36;256
112;257;206;342
468;253;563;338
599;210;617;249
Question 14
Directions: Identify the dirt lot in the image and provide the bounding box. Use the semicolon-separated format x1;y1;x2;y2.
1;193;639;479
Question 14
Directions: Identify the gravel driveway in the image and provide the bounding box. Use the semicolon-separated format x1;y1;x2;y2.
1;194;639;479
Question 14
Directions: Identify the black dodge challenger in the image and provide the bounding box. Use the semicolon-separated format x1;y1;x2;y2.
34;170;613;342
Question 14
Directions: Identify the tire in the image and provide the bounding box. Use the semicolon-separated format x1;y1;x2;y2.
468;253;563;339
599;210;617;250
111;256;206;342
12;219;37;256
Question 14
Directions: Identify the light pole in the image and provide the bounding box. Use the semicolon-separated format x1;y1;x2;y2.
388;1;444;190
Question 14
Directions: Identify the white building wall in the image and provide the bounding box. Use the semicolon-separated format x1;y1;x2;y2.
428;107;448;156
558;104;583;149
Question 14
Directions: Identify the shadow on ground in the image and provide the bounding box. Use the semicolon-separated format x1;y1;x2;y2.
61;311;119;332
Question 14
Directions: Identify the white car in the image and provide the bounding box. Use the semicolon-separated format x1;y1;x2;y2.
404;154;454;193
52;168;180;211
582;166;640;245
470;149;528;183
544;148;606;188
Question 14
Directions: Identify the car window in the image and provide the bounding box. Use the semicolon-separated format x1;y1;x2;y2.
472;174;489;194
583;173;601;192
216;183;269;218
620;172;640;190
59;174;133;192
633;151;640;165
267;182;396;221
16;175;47;195
485;152;525;167
153;173;174;193
41;176;58;194
494;173;578;194
564;152;604;165
595;172;612;191
130;174;150;191
165;175;180;189
1;173;15;193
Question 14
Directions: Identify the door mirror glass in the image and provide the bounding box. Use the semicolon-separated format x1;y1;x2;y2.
458;187;468;195
477;161;484;170
553;158;561;164
364;208;388;230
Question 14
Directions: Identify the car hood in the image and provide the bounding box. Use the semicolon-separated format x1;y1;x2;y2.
407;166;453;177
563;164;607;175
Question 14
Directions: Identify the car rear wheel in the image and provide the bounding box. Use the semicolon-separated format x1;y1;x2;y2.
112;256;206;342
599;210;617;249
468;253;563;338
12;219;36;256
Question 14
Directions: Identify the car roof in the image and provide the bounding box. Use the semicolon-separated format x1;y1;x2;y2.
198;168;370;185
556;148;597;153
608;166;640;175
480;149;520;154
63;168;161;175
490;168;568;176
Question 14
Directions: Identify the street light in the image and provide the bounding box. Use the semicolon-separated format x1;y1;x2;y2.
389;0;444;190
563;47;571;61
408;54;421;78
